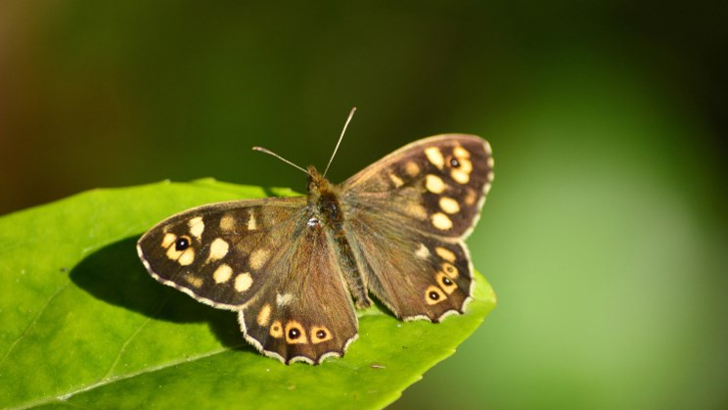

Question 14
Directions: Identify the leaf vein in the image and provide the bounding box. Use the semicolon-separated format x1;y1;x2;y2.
0;281;70;368
11;345;245;410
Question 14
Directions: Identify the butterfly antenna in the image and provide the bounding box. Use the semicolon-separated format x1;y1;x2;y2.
252;146;309;174
323;107;357;177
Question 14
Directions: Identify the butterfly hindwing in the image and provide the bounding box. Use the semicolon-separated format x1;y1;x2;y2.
238;223;358;364
345;216;474;320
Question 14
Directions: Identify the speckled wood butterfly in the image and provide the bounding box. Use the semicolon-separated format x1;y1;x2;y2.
137;112;494;364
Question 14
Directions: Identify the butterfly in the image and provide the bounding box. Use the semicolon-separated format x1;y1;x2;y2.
137;111;494;364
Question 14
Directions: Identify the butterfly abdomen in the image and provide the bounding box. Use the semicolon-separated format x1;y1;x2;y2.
305;168;373;310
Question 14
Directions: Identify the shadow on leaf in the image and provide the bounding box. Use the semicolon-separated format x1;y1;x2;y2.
70;236;253;352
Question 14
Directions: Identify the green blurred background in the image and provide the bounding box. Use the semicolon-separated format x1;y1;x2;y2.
2;2;726;409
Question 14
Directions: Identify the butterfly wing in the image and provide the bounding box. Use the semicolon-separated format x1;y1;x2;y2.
343;214;476;321
137;197;358;363
137;197;307;309
340;134;494;321
238;222;358;364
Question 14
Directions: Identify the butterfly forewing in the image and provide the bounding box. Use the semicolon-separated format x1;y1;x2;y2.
137;197;307;309
342;134;493;238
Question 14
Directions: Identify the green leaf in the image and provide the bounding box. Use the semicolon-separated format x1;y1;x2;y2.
0;180;495;410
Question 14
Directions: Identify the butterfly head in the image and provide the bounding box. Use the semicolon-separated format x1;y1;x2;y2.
305;165;344;226
306;165;333;195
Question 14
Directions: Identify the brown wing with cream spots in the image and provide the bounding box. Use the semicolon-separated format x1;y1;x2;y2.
341;134;494;239
238;223;358;364
137;196;358;364
344;211;474;321
339;134;493;320
137;197;308;310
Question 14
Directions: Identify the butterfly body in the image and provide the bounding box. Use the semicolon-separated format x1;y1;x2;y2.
137;134;494;364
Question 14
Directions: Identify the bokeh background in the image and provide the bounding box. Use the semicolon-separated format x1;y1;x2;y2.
2;2;726;409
